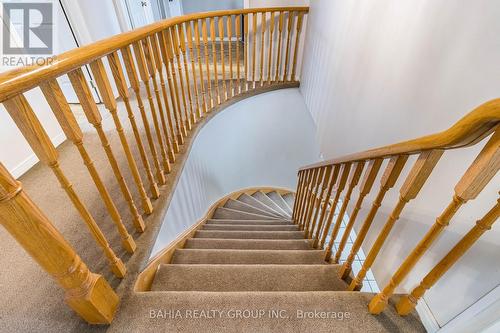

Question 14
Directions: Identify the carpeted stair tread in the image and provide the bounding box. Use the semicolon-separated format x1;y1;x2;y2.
282;193;296;211
237;193;285;217
184;238;313;250
223;199;280;218
108;291;425;333
267;191;293;216
151;264;348;291
252;191;290;217
212;207;280;220
171;249;327;264
202;224;299;231
205;219;293;225
194;230;306;239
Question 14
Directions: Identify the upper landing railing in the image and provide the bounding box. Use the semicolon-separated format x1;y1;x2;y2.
0;7;309;324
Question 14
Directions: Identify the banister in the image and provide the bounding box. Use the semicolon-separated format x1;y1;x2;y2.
0;7;309;103
300;98;500;170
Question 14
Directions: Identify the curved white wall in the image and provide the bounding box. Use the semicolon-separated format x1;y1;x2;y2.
299;0;500;328
150;88;320;257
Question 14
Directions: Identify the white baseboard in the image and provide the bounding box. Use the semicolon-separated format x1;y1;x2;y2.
11;132;66;179
416;299;440;333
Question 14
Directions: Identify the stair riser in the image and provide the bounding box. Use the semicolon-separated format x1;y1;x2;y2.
212;208;280;220
184;239;312;250
224;199;281;218
172;250;326;264
202;225;299;231
194;231;305;239
205;219;293;225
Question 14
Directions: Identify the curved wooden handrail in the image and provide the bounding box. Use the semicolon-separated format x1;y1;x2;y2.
0;7;308;103
300;98;500;170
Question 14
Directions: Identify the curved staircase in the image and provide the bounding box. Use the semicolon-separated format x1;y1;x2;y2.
115;189;425;332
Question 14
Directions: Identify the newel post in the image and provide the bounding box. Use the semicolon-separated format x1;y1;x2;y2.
0;163;119;324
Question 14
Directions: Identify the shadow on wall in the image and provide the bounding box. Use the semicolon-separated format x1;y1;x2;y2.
150;88;320;257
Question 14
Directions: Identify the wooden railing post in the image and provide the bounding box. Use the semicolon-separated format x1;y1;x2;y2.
0;163;119;324
303;166;325;233
308;165;333;239
369;130;500;314
313;165;340;248
291;11;304;81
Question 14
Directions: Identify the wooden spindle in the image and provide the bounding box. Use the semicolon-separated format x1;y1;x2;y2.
40;79;136;254
292;171;306;220
397;197;500;315
325;162;365;260
291;11;304;82
275;11;284;82
107;51;160;202
370;131;500;314
201;19;214;109
319;163;351;249
178;24;195;124
303;167;326;236
334;159;383;262
283;11;295;82
218;16;228;102
142;37;176;163
133;41;171;174
186;21;202;119
171;26;191;131
298;168;319;229
307;166;333;239
227;15;234;97
0;162;119;323
244;14;249;91
150;34;179;156
312;165;341;248
210;17;221;105
193;19;208;114
235;14;242;94
349;150;443;291
159;30;186;142
259;12;266;86
251;13;257;89
3;94;126;278
339;156;408;279
121;45;166;185
294;169;313;225
70;66;146;232
267;11;275;84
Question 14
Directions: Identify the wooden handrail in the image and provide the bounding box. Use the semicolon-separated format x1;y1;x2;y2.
300;98;500;170
0;7;308;103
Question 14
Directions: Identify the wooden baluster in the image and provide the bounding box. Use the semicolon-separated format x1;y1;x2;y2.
133;41;171;174
121;45;166;185
201;19;214;109
298;168;319;229
325;162;365;260
292;171;305;221
267;11;275;85
227;15;234;97
70;66;146;233
295;169;313;226
291;11;304;82
349;151;443;291
210;17;221;105
235;14;242;94
159;30;186;142
142;37;176;163
40;79;136;254
334;159;383;263
193;19;208;114
4;94;126;278
319;163;351;250
303;167;326;237
251;12;257;89
244;14;249;91
397;197;500;315
150;34;179;155
340;156;408;279
283;11;295;82
313;165;341;248
308;166;333;239
172;26;191;131
186;21;202;120
259;12;266;86
370;131;500;314
179;23;196;124
218;16;228;102
0;163;119;324
274;11;284;82
107;51;160;201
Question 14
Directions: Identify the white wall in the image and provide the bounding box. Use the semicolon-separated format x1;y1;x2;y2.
300;0;500;328
151;88;320;256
